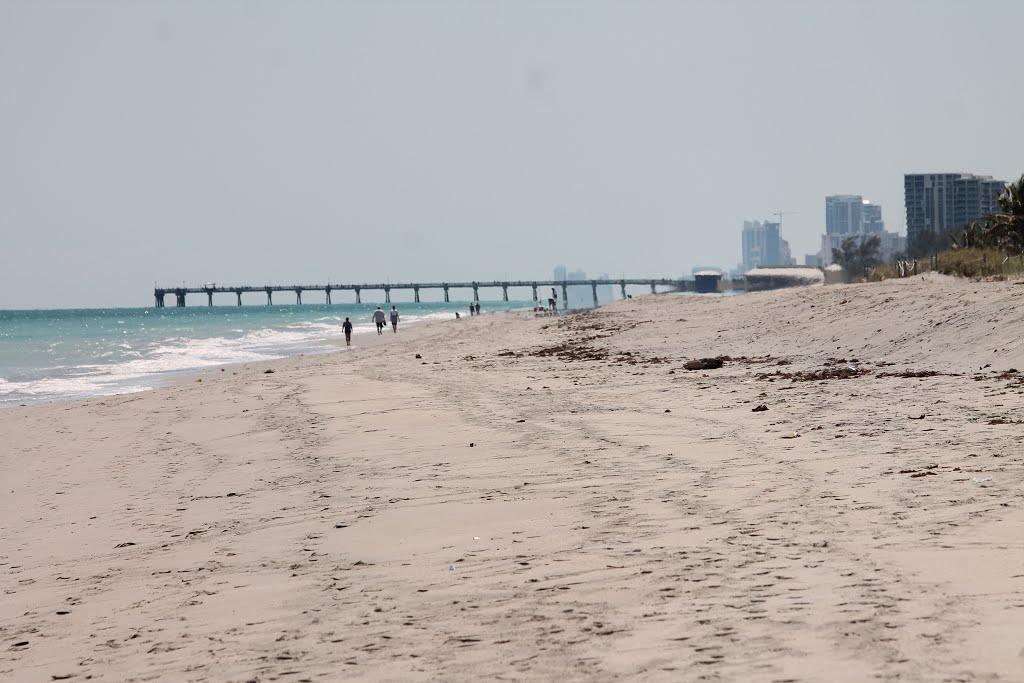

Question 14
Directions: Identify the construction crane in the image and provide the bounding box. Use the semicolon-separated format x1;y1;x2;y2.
772;209;798;228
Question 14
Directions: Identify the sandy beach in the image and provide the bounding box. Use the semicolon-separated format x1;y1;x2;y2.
3;275;1024;681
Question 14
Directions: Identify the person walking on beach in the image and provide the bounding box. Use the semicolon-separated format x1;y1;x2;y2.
390;305;400;333
372;307;386;335
342;317;353;346
474;302;481;315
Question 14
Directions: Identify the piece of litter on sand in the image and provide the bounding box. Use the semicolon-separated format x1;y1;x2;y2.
752;404;768;412
448;564;455;571
972;476;993;486
473;536;480;540
780;432;800;439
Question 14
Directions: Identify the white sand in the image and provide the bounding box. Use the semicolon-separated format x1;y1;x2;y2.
3;274;1024;681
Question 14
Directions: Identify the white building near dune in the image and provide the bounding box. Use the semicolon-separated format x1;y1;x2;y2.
744;266;825;291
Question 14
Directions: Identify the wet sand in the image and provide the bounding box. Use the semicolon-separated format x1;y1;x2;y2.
3;274;1024;681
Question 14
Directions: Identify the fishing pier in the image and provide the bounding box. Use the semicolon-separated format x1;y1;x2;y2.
153;278;704;309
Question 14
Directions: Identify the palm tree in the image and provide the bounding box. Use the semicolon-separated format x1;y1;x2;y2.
953;175;1024;252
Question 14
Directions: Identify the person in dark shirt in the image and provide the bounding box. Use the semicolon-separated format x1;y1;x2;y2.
342;317;353;346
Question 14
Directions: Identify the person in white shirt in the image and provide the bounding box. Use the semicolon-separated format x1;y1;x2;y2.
389;306;400;333
372;307;386;335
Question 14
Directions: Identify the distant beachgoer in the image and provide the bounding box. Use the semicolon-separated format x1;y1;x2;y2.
342;317;353;346
372;307;386;335
469;304;475;316
474;302;481;315
390;306;400;333
455;311;461;319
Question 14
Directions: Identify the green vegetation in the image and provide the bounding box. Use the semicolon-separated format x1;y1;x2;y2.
831;234;881;281
867;248;1024;281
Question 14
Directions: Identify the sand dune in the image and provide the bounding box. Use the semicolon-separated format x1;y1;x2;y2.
3;274;1024;681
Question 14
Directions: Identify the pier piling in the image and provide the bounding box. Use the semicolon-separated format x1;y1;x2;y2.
591;281;598;308
414;286;420;303
443;285;449;303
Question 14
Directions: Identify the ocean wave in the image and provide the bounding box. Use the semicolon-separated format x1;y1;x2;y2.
1;303;463;406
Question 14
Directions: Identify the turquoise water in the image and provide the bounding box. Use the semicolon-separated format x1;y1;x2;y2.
0;301;524;407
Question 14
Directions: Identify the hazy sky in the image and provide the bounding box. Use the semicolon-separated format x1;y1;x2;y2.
3;0;1023;308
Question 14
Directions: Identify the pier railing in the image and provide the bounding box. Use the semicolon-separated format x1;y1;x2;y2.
153;278;701;309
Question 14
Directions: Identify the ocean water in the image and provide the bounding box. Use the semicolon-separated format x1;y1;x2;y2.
0;301;524;407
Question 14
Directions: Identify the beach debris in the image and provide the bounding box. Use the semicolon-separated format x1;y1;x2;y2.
908;414;926;420
415;354;422;359
334;523;348;529
664;409;671;413
877;369;947;378
780;432;800;439
114;542;136;548
751;404;768;412
195;378;202;383
758;366;869;381
469;442;475;447
530;341;608;362
263;369;274;374
448;564;455;571
683;357;725;371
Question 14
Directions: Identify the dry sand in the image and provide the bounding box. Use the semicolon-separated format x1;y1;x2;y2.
3;274;1024;681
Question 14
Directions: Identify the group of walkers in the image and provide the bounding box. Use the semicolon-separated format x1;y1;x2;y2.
341;305;400;346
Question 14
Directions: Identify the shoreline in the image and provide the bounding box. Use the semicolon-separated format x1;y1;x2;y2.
4;276;1024;680
0;305;531;410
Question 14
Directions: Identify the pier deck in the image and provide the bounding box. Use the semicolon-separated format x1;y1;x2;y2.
153;278;704;308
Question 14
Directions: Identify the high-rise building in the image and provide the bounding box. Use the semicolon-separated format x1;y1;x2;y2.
904;173;1006;245
862;203;884;234
741;220;794;270
825;195;884;235
825;195;862;235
